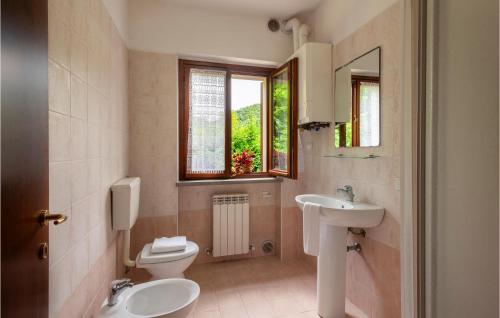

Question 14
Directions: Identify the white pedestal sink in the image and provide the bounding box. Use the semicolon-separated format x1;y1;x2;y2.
295;194;384;318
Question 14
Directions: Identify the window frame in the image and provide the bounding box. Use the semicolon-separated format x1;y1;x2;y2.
267;58;298;179
178;59;276;180
350;75;380;147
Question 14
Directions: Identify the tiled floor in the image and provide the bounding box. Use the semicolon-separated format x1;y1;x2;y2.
181;257;367;318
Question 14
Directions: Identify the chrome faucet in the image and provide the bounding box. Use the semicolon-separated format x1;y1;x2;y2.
108;278;134;306
337;185;355;202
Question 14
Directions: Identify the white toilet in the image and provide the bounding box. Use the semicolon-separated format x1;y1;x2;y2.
111;177;199;279
135;241;199;279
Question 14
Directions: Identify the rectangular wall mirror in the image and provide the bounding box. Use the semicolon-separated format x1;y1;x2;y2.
334;47;380;148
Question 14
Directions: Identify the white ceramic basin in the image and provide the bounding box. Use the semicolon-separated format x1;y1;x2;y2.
295;194;384;228
98;279;200;318
295;193;384;317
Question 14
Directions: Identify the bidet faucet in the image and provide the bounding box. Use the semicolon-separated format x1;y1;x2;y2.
108;278;134;306
337;185;355;202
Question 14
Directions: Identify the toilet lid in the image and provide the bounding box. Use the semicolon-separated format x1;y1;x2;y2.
137;241;199;265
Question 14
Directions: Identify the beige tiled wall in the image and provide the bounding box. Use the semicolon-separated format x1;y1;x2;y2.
124;49;303;266
128;50;178;219
127;50;179;260
279;178;306;261
298;3;402;316
48;0;129;316
127;50;284;265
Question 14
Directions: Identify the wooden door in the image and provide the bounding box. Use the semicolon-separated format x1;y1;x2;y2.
1;0;49;317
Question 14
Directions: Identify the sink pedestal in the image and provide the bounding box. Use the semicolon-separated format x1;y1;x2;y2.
295;194;384;318
317;224;347;318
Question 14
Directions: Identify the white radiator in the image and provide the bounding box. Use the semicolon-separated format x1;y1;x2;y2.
212;194;250;257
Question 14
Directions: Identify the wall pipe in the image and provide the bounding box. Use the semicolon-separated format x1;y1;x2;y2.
284;18;301;51
123;229;136;267
299;24;311;48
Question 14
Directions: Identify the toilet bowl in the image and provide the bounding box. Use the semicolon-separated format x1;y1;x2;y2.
110;178;199;279
136;241;199;279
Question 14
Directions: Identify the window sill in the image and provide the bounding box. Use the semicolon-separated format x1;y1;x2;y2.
176;177;282;187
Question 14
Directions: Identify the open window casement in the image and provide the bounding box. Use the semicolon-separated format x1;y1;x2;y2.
267;58;298;179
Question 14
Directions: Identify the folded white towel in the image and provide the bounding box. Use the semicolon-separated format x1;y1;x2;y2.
303;202;321;256
151;236;187;254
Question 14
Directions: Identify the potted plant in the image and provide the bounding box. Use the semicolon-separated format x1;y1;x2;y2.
232;150;255;176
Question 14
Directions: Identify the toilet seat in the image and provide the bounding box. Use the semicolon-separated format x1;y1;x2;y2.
136;241;199;266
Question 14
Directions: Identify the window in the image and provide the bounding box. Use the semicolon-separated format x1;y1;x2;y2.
335;75;380;147
357;79;380;147
179;59;298;180
186;68;227;175
231;75;266;174
268;60;298;177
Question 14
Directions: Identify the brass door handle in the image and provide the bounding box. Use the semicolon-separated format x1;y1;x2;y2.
39;210;68;226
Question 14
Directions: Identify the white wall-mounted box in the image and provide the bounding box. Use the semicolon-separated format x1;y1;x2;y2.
111;177;141;230
289;42;333;125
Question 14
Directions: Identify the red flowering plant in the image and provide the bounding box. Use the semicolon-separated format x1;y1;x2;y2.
231;150;255;176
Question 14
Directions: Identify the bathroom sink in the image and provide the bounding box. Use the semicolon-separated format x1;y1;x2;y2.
98;279;200;318
295;194;384;227
295;193;384;317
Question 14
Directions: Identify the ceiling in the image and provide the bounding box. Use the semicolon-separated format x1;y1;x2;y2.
162;0;323;18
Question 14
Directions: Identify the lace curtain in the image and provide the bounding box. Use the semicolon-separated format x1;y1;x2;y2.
359;81;380;147
187;68;226;174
